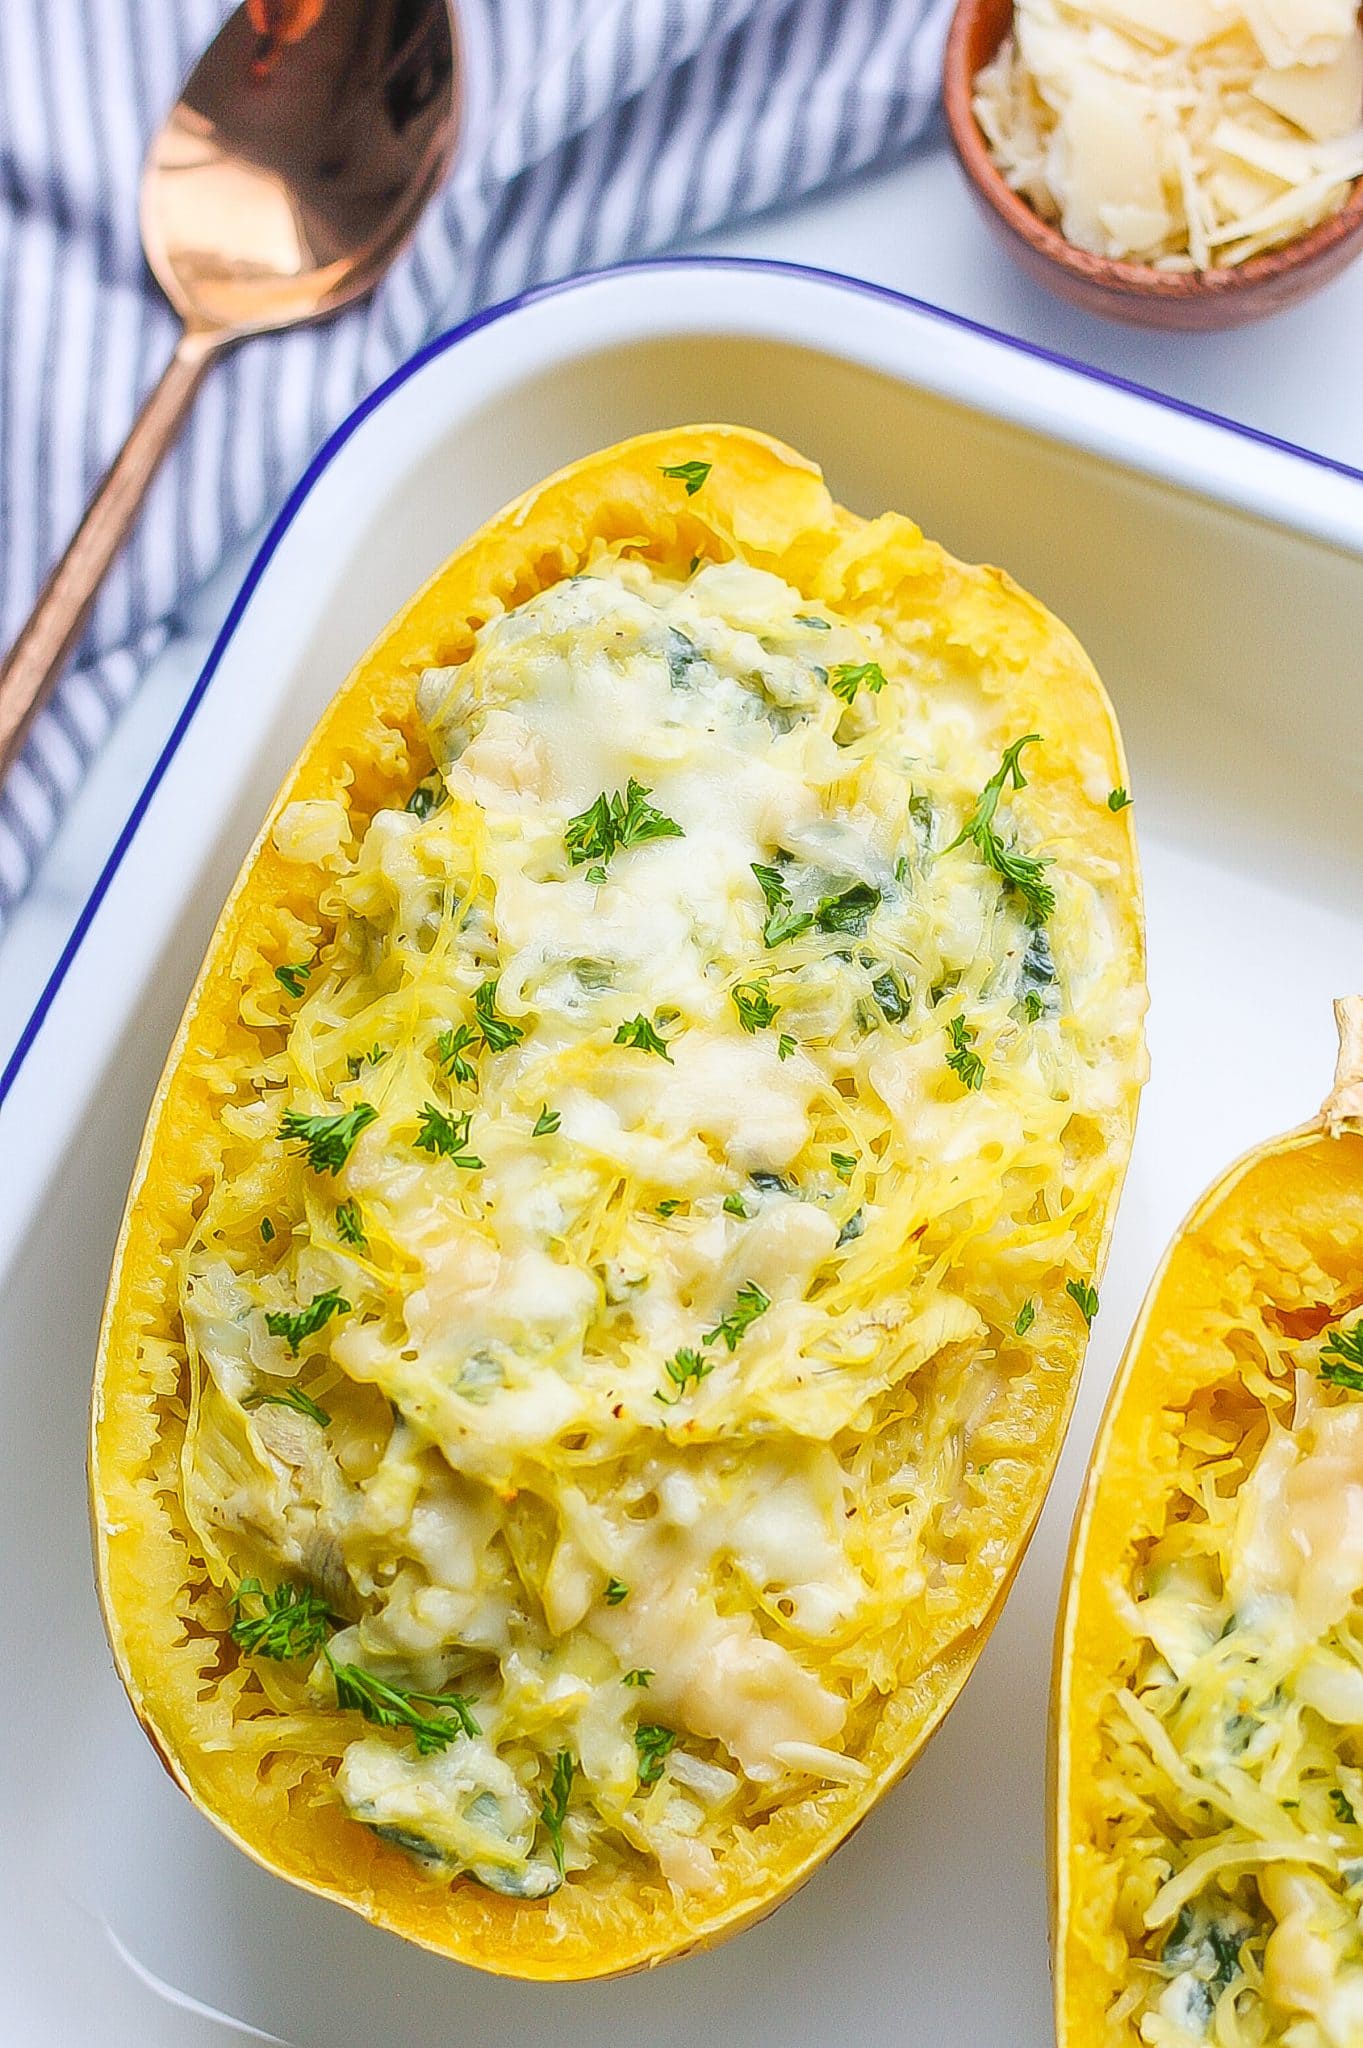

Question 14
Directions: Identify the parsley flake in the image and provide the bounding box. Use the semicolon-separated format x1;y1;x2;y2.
777;1032;796;1060
751;862;813;948
259;1216;276;1243
1014;1299;1037;1337
532;1104;561;1137
656;1200;683;1218
622;1669;653;1688
614;1014;672;1061
263;1288;350;1357
230;1579;334;1660
1067;1278;1099;1326
540;1750;576;1876
335;1198;367;1250
1107;787;1132;813
564;779;684;872
830;660;887;704
327;1651;480;1754
831;1152;856;1182
659;459;711;496
634;1724;677;1788
703;1281;770;1352
946;735;1055;924
794;613;830;631
436;1024;477;1085
732;978;779;1034
723;1192;749;1218
279;1102;377;1174
244;1383;331;1428
473;977;523;1054
414;1103;483;1168
655;1346;713;1406
945;1014;985;1092
1333;1789;1357;1824
604;1579;630;1606
1321;1319;1363;1392
274;962;311;998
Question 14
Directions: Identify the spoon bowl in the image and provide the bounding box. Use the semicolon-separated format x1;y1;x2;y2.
144;0;457;336
0;0;459;780
944;0;1363;329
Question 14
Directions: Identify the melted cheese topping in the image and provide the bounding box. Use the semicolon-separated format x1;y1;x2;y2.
1090;1337;1363;2046
975;0;1363;270
180;550;1128;1900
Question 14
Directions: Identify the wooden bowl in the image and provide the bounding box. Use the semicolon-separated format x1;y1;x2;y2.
944;0;1363;329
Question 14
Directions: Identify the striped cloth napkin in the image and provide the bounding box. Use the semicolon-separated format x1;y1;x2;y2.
0;0;950;933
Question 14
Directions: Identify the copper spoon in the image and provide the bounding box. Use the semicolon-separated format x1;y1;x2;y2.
0;0;459;781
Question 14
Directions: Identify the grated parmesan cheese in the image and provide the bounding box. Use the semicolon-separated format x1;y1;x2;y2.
973;0;1363;269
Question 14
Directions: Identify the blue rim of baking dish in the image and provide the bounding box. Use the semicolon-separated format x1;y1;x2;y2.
5;250;1363;1114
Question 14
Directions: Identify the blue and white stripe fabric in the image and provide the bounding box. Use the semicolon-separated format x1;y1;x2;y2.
0;0;949;930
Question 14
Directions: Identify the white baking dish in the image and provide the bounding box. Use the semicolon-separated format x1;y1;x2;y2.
3;258;1363;2047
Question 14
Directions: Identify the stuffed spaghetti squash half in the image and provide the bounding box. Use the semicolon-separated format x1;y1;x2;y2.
1055;1002;1363;2048
93;425;1146;1975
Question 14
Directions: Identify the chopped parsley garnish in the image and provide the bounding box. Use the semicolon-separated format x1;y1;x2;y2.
732;978;779;1034
326;1651;480;1754
274;962;311;998
244;1383;331;1428
473;977;523;1054
335;1198;367;1249
260;1216;276;1243
656;1346;713;1405
831;1152;856;1182
604;1579;630;1606
703;1281;771;1352
1067;1278;1099;1326
586;864;609;885
751;862;813;947
945;1014;985;1092
777;1033;796;1060
795;613;830;630
564;779;683;871
1021;992;1045;1024
436;1023;478;1085
1321;1319;1363;1392
656;1199;683;1218
1107;787;1132;812
830;660;887;704
622;1669;653;1688
1014;1299;1037;1337
264;1288;350;1357
634;1724;677;1788
414;1103;483;1168
230;1579;334;1660
659;459;711;496
532;1104;561;1137
723;1192;749;1218
279;1102;377;1174
946;734;1055;924
540;1750;576;1876
347;1043;387;1078
1333;1789;1358;1824
614;1014;673;1061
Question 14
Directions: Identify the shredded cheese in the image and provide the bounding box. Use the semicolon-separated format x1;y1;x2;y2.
974;0;1363;269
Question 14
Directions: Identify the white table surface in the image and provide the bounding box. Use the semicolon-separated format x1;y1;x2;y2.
4;131;1361;1069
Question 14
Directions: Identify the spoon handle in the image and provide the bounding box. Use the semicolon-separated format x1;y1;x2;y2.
0;327;220;784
